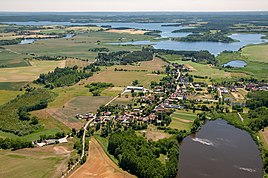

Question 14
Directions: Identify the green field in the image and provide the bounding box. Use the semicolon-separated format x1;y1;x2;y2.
162;54;245;80
217;50;268;79
0;90;23;105
0;60;65;83
170;111;197;131
0;82;28;90
0;48;30;68
7;31;152;61
242;43;268;63
0;147;66;178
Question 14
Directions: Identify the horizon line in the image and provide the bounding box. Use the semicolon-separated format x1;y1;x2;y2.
0;10;268;13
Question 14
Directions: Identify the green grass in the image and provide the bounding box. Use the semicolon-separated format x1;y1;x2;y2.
0;89;55;135
7;31;152;61
0;149;64;178
0;90;23;105
216;51;268;79
162;54;237;80
40;29;66;34
0;128;62;141
94;134;119;164
0;82;28;90
242;43;268;63
0;48;30;68
170;111;197;131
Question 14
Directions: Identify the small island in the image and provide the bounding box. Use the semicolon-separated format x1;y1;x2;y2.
172;32;237;43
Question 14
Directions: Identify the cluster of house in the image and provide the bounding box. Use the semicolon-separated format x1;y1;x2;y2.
245;83;268;91
75;113;95;120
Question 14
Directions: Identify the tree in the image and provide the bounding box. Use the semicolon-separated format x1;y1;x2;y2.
132;80;139;86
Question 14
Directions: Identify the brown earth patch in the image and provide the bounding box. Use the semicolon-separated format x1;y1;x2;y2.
146;126;171;141
184;64;196;71
69;138;135;178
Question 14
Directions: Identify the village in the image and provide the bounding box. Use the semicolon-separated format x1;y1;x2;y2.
73;63;268;133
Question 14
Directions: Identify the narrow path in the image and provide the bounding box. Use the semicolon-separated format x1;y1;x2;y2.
237;112;244;122
63;93;124;177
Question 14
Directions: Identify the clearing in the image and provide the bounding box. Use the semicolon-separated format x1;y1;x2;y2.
146;126;171;141
69;138;135;178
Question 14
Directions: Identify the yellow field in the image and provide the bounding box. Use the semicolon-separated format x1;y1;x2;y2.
0;60;65;82
242;43;268;63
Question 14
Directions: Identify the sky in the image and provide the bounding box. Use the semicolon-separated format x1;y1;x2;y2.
0;0;268;12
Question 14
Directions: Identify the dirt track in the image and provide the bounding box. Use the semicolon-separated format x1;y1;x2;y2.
69;138;135;178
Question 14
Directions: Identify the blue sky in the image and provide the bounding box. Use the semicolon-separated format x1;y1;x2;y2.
1;0;268;12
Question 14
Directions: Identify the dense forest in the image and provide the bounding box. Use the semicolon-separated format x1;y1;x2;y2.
108;130;184;178
246;91;268;131
35;66;92;88
95;50;154;66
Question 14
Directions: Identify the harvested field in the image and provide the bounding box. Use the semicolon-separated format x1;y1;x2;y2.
106;29;148;35
69;138;135;178
146;126;171;141
65;59;93;69
0;60;65;82
86;58;166;88
0;144;71;178
47;96;112;129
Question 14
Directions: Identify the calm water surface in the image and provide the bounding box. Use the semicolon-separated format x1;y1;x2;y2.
178;119;262;178
223;60;247;67
4;21;267;54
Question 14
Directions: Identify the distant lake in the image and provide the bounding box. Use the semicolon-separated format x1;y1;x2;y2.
19;33;74;44
20;39;36;44
178;119;262;178
111;33;267;55
223;60;247;68
4;21;267;54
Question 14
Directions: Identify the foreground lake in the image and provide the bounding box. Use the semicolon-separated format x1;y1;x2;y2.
178;119;262;178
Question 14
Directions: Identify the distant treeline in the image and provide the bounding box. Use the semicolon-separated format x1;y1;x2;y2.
0;38;22;45
95;50;153;66
147;48;216;65
88;47;110;52
0;138;33;150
